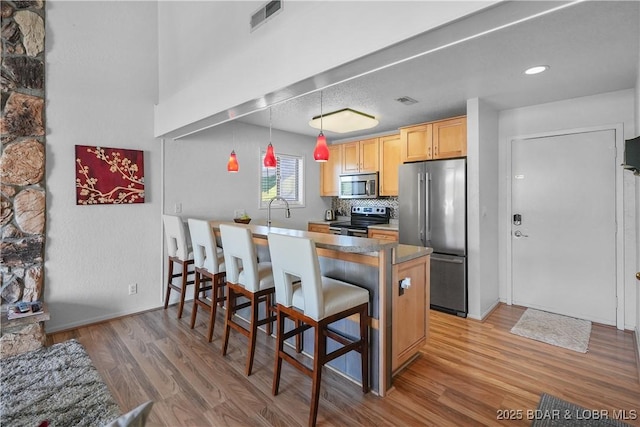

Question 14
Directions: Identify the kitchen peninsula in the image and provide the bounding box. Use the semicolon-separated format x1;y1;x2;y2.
208;221;432;396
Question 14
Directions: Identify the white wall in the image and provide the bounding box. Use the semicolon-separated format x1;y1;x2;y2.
163;121;329;230
154;1;494;137
498;89;637;329
467;98;500;320
46;1;160;332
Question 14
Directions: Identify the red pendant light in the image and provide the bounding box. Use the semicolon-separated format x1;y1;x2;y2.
314;132;329;162
313;91;330;162
227;150;239;172
263;108;277;168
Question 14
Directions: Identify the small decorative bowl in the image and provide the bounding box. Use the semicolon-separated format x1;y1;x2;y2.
234;218;251;224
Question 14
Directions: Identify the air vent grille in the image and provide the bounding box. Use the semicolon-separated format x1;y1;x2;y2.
395;96;418;106
251;1;283;32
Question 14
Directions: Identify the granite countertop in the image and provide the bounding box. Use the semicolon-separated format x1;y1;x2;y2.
367;223;399;231
210;221;397;253
393;244;433;264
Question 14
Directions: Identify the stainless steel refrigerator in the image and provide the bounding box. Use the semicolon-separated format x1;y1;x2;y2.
398;158;467;317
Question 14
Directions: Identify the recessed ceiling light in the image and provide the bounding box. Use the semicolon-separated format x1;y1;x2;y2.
524;65;550;75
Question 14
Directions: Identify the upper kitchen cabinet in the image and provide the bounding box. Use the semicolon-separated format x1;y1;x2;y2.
320;144;342;196
400;123;432;163
400;116;467;162
433;116;467;159
341;138;379;173
378;133;401;196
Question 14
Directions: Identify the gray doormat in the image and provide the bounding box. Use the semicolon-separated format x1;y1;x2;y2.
0;339;121;426
531;393;633;426
510;308;591;353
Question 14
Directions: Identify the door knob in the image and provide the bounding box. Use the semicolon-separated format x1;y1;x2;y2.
636;272;640;281
514;230;528;238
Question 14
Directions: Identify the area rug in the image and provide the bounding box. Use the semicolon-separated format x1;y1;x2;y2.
531;393;632;426
510;308;591;353
0;339;121;427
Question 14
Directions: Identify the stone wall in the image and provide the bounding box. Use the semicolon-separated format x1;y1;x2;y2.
0;0;46;311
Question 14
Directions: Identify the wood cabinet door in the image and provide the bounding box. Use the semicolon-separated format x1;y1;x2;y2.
320;145;341;196
392;256;429;372
341;142;360;173
308;223;330;234
433;116;467;159
359;138;379;172
400;123;433;163
368;229;398;241
378;134;401;196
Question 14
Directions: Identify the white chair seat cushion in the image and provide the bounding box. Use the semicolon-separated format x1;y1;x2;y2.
292;276;369;320
237;262;275;292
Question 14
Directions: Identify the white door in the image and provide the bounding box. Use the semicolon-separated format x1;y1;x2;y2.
511;130;617;325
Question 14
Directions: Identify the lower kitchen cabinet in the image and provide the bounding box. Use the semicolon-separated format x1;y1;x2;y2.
392;254;430;373
368;228;398;241
308;223;330;234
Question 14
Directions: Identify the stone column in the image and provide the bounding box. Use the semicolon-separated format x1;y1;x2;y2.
0;0;47;356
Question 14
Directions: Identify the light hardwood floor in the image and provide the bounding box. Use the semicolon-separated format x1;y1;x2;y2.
48;304;640;426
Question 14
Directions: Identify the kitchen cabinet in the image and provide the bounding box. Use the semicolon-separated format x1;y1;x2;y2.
308;223;330;234
341;138;379;173
368;228;398;241
400;115;467;162
433;116;467;159
320;145;342;196
400;123;432;163
378;133;401;196
392;254;430;373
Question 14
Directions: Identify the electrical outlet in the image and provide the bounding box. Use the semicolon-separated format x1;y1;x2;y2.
128;283;137;295
174;203;182;214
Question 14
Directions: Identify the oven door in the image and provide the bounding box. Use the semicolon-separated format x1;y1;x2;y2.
329;226;368;238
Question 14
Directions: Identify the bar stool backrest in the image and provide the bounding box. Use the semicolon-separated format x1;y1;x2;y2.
188;219;224;274
163;214;189;261
268;233;324;320
219;224;259;292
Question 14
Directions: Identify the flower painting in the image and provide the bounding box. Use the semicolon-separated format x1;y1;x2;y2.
75;145;145;205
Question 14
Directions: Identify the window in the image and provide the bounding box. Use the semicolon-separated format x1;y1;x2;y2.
260;151;304;208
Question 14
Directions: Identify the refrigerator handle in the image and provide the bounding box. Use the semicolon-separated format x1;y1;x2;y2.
418;173;424;246
425;172;431;242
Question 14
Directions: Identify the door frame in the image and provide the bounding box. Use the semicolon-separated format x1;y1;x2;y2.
505;124;625;329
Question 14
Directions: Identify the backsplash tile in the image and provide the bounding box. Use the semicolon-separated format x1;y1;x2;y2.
332;197;398;219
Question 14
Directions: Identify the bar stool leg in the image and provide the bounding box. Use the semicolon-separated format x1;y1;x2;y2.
164;258;174;309
246;293;259;376
177;262;189;319
360;305;369;393
309;326;325;427
190;272;201;329
207;282;217;342
222;288;234;356
272;309;285;396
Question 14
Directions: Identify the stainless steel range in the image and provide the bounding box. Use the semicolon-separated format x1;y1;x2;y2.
329;206;390;238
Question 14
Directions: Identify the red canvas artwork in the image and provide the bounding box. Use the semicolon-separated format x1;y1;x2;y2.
75;145;145;205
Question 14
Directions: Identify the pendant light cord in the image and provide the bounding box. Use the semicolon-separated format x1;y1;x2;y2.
320;91;323;133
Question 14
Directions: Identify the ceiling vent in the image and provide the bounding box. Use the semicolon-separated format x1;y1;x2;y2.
250;1;283;32
395;96;419;106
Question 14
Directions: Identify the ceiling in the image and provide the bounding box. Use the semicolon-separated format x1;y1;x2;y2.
236;1;639;142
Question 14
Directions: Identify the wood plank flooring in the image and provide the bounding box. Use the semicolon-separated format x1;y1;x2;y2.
48;304;640;426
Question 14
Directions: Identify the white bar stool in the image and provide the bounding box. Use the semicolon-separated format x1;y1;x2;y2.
267;232;370;427
162;214;195;319
219;224;276;376
187;218;226;342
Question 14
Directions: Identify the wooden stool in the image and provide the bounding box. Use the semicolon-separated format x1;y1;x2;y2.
219;224;276;376
162;214;195;319
187;218;226;342
267;232;370;427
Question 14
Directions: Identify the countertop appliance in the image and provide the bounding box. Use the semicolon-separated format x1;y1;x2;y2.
399;158;467;317
324;209;336;221
339;172;378;199
329;206;390;238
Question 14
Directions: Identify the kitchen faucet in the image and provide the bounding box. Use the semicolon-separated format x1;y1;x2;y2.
267;196;291;227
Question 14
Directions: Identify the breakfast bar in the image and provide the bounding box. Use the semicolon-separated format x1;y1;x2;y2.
209;220;432;396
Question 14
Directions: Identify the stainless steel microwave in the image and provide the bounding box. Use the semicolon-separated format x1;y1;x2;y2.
339;172;378;199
